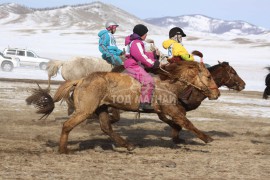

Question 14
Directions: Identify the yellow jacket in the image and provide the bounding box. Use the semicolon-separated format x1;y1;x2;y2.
162;39;194;61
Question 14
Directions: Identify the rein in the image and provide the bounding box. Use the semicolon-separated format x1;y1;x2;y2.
223;66;234;85
159;64;212;91
197;66;218;94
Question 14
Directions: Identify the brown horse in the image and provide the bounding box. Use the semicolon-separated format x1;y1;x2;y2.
108;61;246;143
179;61;245;111
61;61;246;143
27;61;220;153
157;61;246;143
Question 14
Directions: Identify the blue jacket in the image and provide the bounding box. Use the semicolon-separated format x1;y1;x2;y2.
98;30;123;58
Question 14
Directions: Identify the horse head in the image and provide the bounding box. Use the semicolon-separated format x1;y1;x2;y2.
163;61;220;100
212;61;246;91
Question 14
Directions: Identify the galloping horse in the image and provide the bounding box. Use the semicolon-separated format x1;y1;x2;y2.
109;61;246;143
46;56;112;88
158;61;245;143
27;61;220;153
179;61;245;111
263;66;270;99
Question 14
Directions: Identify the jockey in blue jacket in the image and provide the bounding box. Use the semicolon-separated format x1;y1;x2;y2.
98;20;123;66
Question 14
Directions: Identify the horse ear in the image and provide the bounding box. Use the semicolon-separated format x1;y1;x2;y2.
218;60;221;64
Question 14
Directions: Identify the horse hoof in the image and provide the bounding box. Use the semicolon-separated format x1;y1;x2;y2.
205;136;214;143
127;144;136;151
59;148;69;154
172;138;186;144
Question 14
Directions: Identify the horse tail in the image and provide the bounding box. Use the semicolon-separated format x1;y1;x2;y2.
26;84;55;119
53;79;83;103
46;60;64;89
26;79;83;119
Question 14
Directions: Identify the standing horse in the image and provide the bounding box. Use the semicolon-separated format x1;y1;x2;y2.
263;66;270;99
26;61;220;153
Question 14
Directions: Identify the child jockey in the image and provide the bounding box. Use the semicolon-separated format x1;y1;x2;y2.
98;20;124;66
162;27;194;63
124;24;160;110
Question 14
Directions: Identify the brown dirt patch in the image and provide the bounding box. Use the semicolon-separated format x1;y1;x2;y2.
0;80;269;179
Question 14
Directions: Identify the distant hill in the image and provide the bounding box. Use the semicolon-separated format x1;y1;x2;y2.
0;2;165;35
0;2;269;38
145;15;270;35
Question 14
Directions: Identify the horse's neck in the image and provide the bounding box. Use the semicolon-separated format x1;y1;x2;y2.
179;87;206;111
186;88;206;103
209;67;223;88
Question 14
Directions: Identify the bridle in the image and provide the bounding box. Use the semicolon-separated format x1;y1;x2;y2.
159;63;217;95
218;64;241;88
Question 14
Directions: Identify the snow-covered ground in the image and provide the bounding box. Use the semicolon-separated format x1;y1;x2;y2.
0;27;269;92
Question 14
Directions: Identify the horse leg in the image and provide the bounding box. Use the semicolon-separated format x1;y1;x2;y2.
47;75;51;90
96;106;135;151
157;113;185;144
161;105;213;143
67;93;75;116
59;111;90;154
108;107;120;124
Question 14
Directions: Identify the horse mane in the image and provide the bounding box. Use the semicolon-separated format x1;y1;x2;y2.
207;61;229;72
111;61;201;82
158;61;200;81
136;61;201;82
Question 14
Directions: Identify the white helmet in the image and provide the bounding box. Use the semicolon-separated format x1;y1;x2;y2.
105;20;119;29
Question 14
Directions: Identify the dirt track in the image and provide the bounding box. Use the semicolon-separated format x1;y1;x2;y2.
0;80;269;179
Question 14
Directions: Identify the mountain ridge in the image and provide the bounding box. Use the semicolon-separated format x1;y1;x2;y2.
0;2;269;37
0;2;165;35
144;14;269;35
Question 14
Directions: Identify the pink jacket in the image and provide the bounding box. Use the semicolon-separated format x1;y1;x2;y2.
124;34;157;68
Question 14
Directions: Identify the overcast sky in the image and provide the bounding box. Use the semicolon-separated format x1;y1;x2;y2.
1;0;270;29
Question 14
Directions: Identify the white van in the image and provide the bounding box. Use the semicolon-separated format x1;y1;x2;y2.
3;48;50;70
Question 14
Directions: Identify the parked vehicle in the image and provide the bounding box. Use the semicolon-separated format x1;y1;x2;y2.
3;48;50;70
0;52;20;72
